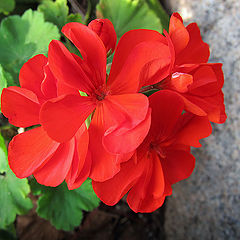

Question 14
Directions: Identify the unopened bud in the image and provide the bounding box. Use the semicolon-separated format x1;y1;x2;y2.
88;19;117;55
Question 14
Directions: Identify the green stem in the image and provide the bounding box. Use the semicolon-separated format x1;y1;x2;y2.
139;84;159;93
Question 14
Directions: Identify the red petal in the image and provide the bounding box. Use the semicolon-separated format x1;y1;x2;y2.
107;29;168;93
41;64;57;99
169;12;190;55
178;94;207;116
1;87;40;127
108;29;165;82
174;63;199;73
62;22;106;87
88;19;117;54
176;23;210;65
66;151;92;190
8;127;60;178
210;63;224;89
170;72;193;93
175;113;212;147
70;52;106;90
102;94;149;153
92;153;146;206
103;109;151;154
19;54;47;100
148;91;184;141
170;12;183;23
163;30;176;72
108;40;171;94
128;194;166;213
57;80;80;96
127;152;165;213
88;104;132;181
184;92;227;123
188;64;224;96
67;124;88;180
139;57;171;89
48;40;95;94
210;91;227;124
34;138;75;187
40;95;96;142
66;124;91;189
162;150;195;184
103;94;149;134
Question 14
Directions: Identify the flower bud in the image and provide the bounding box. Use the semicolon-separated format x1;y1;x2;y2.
88;19;117;55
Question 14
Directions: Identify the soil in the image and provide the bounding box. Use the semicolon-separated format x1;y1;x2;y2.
16;200;166;240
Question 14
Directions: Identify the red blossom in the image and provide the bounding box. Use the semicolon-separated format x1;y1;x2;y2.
92;91;212;213
39;21;166;181
1;55;90;189
88;18;117;54
139;12;227;124
0;14;226;210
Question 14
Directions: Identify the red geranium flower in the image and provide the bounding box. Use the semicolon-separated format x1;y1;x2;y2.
92;91;212;212
1;55;90;189
138;13;227;123
88;18;117;55
39;21;170;181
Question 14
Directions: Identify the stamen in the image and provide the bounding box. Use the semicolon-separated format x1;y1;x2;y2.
93;85;109;101
150;142;166;159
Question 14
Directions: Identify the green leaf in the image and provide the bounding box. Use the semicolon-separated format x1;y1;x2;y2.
16;0;39;2
2;222;16;237
67;13;82;23
31;179;100;231
145;0;169;30
0;0;15;15
0;9;60;85
0;139;33;229
0;65;7;111
38;0;69;29
38;0;83;30
96;0;166;39
0;133;32;229
0;65;14;111
0;171;33;229
0;132;7;173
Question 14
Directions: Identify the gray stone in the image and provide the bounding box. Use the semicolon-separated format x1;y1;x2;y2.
163;1;240;239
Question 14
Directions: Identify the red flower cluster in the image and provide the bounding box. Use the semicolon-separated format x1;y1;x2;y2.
1;14;226;212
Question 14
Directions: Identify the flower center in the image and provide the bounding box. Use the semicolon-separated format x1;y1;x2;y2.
149;142;166;159
93;85;109;101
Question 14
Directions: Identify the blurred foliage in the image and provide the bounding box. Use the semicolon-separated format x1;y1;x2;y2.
86;0;99;23
96;0;169;39
0;0;15;15
16;0;40;3
0;170;33;230
0;228;16;240
0;9;60;85
0;133;33;230
38;0;82;30
38;0;69;29
0;66;8;111
67;12;82;23
0;132;7;171
30;178;100;231
146;0;169;29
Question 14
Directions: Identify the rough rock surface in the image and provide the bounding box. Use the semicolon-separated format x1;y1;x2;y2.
163;1;240;239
